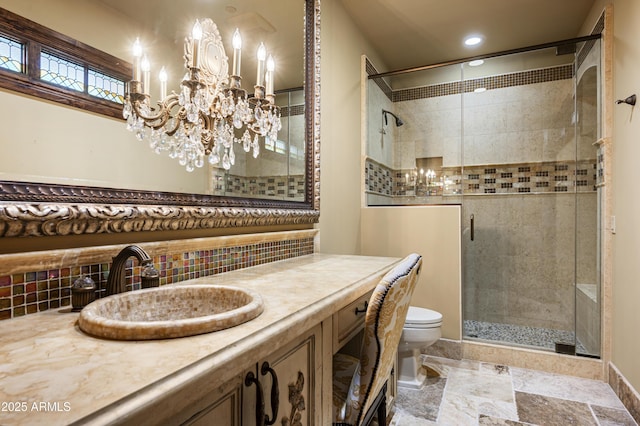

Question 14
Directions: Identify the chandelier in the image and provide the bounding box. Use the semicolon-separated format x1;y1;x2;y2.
123;19;282;172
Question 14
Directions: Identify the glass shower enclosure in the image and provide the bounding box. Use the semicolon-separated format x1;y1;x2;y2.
365;37;602;357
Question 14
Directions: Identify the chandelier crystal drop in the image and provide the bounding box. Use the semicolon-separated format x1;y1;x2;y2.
123;19;281;172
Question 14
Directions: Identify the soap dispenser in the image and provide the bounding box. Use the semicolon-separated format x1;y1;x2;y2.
71;275;96;312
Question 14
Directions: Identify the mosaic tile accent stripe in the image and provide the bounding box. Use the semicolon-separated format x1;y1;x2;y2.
0;237;315;321
392;65;573;102
210;171;306;199
280;104;304;117
365;158;597;197
460;161;597;194
366;58;393;101
365;158;393;196
394;167;463;197
577;12;604;70
597;143;605;187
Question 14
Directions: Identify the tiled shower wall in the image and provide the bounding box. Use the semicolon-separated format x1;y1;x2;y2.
462;193;597;331
0;230;316;321
366;42;600;333
366;63;597;199
208;102;307;201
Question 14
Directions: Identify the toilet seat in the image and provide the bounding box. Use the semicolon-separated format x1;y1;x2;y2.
404;306;442;327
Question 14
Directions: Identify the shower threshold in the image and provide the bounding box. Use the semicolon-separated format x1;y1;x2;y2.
463;320;588;355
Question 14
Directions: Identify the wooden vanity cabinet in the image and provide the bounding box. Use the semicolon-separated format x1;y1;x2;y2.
181;374;244;425
244;324;322;426
182;325;321;426
333;290;372;354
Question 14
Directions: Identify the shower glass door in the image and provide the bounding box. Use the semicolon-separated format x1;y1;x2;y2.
461;41;601;357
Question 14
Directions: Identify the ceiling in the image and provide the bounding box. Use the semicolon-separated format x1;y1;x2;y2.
95;0;306;90
339;0;598;73
93;0;598;87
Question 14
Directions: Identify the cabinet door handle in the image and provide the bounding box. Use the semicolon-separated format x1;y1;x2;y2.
261;361;279;426
355;301;368;315
245;371;266;426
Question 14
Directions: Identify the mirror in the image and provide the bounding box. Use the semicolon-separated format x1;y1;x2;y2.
0;0;320;238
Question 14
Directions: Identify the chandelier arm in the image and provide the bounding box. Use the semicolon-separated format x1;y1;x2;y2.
200;113;214;154
130;94;180;126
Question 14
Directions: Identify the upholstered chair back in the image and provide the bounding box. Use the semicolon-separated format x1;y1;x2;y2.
338;253;422;425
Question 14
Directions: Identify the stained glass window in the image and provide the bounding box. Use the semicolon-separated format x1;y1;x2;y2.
0;9;130;119
40;51;84;92
0;35;23;73
88;69;125;104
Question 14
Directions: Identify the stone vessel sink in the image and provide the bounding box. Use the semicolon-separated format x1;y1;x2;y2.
78;285;264;340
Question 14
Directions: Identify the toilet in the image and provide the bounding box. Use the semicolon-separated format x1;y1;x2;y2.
397;306;442;389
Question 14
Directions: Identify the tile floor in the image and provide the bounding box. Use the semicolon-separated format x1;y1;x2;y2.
390;356;637;425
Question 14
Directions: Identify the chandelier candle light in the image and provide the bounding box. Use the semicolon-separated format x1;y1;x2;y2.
123;19;282;172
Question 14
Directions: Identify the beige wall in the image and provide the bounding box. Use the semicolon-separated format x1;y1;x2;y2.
609;0;640;393
360;206;462;340
318;0;387;254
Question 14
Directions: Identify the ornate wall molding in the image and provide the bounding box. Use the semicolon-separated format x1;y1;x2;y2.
0;203;320;237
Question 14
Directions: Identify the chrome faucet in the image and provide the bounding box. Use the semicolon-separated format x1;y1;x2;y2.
105;245;159;296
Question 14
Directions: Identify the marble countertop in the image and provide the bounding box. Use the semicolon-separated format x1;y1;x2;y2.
0;253;399;425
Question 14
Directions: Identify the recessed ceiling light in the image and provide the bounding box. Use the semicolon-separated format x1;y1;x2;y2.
464;36;483;47
469;59;484;67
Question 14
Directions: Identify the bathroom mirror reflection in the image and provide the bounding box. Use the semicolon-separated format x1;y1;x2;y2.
0;0;314;203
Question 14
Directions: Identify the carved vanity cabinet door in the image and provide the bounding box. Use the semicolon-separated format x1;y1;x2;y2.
243;324;322;426
180;373;243;426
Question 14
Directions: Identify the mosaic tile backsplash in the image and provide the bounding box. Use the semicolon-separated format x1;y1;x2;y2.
0;236;315;321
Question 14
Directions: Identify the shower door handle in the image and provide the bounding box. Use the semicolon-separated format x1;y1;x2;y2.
470;214;474;241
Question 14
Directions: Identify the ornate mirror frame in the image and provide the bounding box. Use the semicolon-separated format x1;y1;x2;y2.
0;0;320;238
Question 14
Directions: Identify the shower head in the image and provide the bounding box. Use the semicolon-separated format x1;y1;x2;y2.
382;109;404;127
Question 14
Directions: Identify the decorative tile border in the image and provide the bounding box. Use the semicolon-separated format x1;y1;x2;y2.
210;171;306;199
458;161;597;194
0;232;315;321
366;58;574;103
392;65;573;101
596;139;606;187
577;12;604;70
365;158;597;197
365;158;393;196
367;59;393;101
280;103;305;117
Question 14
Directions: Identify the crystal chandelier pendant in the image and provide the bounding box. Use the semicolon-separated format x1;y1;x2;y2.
242;131;251;152
124;18;280;172
252;134;260;158
208;150;220;165
222;152;231;170
229;143;235;165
